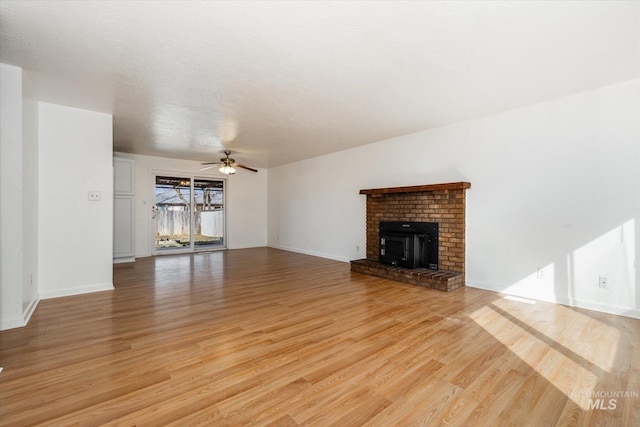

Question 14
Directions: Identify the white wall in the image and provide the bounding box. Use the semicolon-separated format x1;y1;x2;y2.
268;157;367;262
225;160;268;249
0;64;40;330
113;152;267;258
22;70;39;317
38;103;114;299
0;63;25;329
268;79;640;318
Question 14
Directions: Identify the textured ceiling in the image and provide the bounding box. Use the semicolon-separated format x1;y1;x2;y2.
1;1;639;168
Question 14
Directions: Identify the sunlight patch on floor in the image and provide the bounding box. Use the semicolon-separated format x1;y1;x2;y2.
469;301;621;409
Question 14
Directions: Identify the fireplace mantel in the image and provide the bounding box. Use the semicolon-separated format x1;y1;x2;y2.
359;181;471;195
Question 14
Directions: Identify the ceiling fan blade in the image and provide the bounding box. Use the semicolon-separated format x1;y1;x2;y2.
199;165;217;171
201;162;218;165
236;164;258;173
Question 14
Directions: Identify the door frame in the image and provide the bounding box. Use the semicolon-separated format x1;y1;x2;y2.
150;169;228;256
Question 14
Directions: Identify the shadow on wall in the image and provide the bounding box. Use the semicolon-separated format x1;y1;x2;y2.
563;218;636;314
475;216;637;319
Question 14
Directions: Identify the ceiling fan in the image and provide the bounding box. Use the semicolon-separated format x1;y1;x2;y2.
200;150;258;175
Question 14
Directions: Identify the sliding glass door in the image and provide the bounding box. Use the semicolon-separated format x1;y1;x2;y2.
154;176;192;251
153;175;225;254
193;179;225;248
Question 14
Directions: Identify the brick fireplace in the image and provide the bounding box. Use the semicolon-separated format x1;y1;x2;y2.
350;182;470;291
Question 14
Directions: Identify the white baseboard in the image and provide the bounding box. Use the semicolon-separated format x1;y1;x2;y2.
22;295;39;325
113;257;135;264
465;280;557;303
40;282;114;300
553;296;640;320
0;316;25;331
0;295;40;331
466;280;640;320
268;244;351;263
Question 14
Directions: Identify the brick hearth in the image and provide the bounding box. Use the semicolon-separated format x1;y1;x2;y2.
351;182;470;291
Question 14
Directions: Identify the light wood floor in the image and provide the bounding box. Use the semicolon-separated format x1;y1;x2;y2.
1;248;638;426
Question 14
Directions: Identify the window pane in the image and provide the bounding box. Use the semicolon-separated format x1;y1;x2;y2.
155;176;191;250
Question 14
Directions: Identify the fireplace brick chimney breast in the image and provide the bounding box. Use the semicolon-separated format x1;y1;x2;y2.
351;182;470;292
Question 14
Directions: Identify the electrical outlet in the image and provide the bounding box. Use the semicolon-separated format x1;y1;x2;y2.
599;276;609;288
536;267;546;280
88;191;101;201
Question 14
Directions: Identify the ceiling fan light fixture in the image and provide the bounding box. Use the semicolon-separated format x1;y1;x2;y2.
219;165;236;175
201;150;255;174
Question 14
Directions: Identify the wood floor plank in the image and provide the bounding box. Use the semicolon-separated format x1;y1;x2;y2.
1;247;638;426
